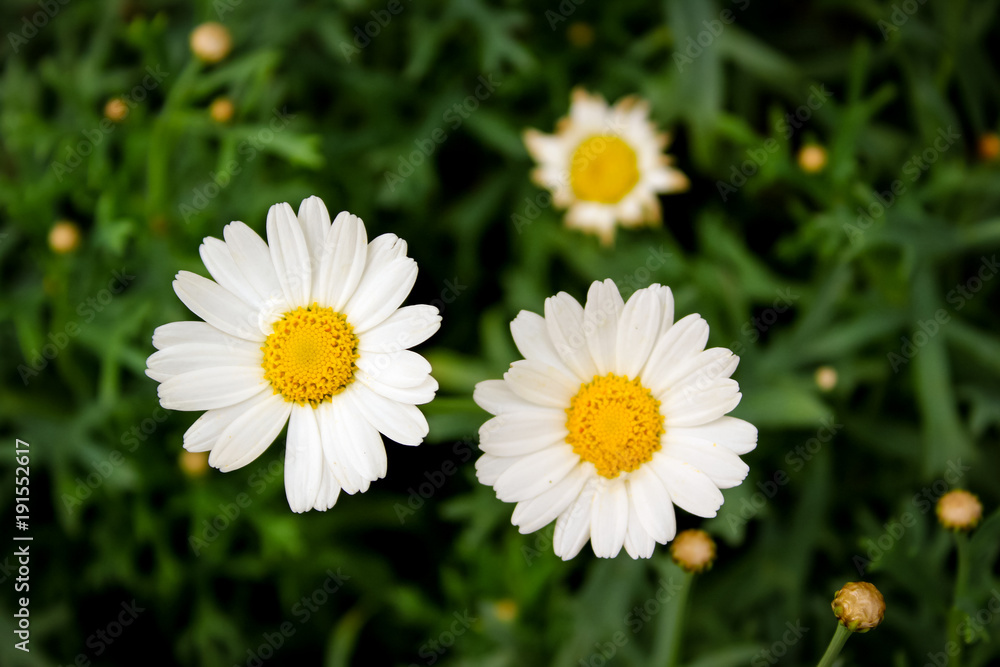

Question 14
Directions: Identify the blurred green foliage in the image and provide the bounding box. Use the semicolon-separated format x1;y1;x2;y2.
1;0;999;665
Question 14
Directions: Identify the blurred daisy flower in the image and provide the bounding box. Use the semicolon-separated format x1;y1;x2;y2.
474;280;756;559
147;196;441;512
523;88;689;245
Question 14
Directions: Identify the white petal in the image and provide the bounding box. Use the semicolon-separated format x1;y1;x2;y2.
473;379;541;415
284;406;325;512
207;392;292;471
553;479;598;560
670;417;758;455
510;310;573;376
653;348;738;395
358;373;437;405
616;289;660;379
200;237;265;308
662;380;742;428
146;340;262;381
643;314;710;395
266;202;312;306
623;497;656;559
158;366;269;411
183;398;262;453
173;271;265;342
649;284;675;338
358;305;440;353
583;279;624;376
544;292;598;381
344;382;428;446
493;444;579;503
479;410;568;457
297;196;332;282
475;453;518;486
314;465;342;511
356;350;432;389
627;465;677;543
511;464;589;534
590;478;628;558
316;400;366;494
663;436;750;488
152;321;240;351
503;359;579;408
222;221;287;307
651;457;724;518
314;211;368;311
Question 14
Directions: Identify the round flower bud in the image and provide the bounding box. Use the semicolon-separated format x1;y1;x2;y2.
937;489;982;531
493;599;517;622
48;220;81;254
104;97;129;123
798;144;827;173
179;450;209;478
978;133;1000;162
670;529;717;573
190;22;232;63
209;96;235;123
567;22;595;48
815;366;838;392
832;581;885;632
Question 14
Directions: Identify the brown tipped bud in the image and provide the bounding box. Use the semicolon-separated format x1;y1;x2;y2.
937;489;983;531
978;133;1000;162
179;450;209;478
814;365;838;391
493;598;518;622
798;144;827;173
48;220;81;253
670;529;716;574
190;22;232;63
104;97;129;123
832;581;884;632
209;97;235;123
567;22;595;48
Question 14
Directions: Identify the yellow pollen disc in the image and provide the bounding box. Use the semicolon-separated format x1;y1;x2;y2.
565;373;664;479
569;135;640;204
261;304;359;406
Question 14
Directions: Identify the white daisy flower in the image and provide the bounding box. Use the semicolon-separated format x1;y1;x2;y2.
523;88;689;246
146;196;441;513
473;280;756;559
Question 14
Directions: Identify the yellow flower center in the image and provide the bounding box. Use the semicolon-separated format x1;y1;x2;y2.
565;373;664;478
261;304;358;406
569;135;640;204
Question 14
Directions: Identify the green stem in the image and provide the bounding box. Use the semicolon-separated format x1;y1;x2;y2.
947;532;971;667
816;623;852;667
652;570;691;667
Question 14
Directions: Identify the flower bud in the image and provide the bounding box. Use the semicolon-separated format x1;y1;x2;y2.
190;22;232;63
798;144;827;173
48;220;81;254
936;489;982;531
978;133;1000;162
832;581;884;632
209;96;235;124
567;22;595;48
179;450;209;478
104;97;129;123
814;365;838;391
670;529;716;574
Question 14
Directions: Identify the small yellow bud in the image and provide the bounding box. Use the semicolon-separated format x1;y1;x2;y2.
978;133;1000;162
104;97;129;123
493;599;518;622
567;22;595;48
798;144;827;173
209;97;235;124
190;22;232;63
179;450;209;478
936;489;983;531
815;366;838;392
48;221;81;254
670;529;716;574
832;581;884;632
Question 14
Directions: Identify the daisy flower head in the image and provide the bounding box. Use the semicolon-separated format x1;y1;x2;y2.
522;88;689;246
146;196;441;512
473;280;756;560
